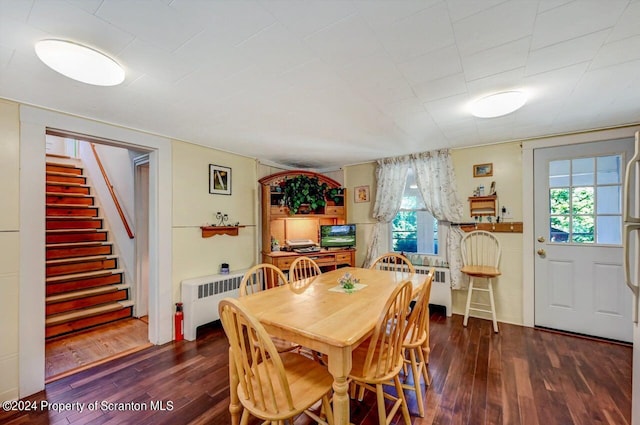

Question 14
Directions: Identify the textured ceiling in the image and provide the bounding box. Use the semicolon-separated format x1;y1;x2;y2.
1;0;639;169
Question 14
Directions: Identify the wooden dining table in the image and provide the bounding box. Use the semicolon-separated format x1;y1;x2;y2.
230;266;428;425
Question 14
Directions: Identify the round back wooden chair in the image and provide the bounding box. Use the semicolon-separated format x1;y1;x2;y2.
218;298;334;424
369;252;416;278
461;230;502;332
348;280;413;425
289;256;322;282
401;267;434;417
240;263;288;296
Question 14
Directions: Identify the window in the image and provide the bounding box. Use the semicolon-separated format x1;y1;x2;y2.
391;169;439;254
549;154;624;244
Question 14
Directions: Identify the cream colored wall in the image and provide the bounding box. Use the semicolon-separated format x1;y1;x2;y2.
172;141;258;303
344;162;377;267
0;99;20;401
450;142;524;325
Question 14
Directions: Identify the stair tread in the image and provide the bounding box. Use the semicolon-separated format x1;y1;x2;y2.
47;241;112;248
46;203;96;208
46;228;106;234
46;255;115;265
46;284;130;303
46;181;90;187
46;216;104;220
46;192;93;198
46;268;124;283
46;301;134;326
46;154;72;159
46;161;82;168
46;171;85;177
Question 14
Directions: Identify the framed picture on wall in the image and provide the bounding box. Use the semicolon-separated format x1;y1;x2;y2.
473;163;493;177
354;185;370;203
209;164;231;195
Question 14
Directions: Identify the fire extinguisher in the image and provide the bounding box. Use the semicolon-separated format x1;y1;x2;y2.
174;302;184;341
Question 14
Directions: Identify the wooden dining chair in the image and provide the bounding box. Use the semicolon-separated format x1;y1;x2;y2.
289;256;322;282
240;263;288;296
369;252;416;277
219;298;334;425
349;280;413;425
461;230;502;333
401;268;434;418
239;264;299;353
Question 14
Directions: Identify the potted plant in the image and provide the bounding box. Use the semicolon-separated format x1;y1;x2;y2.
283;175;328;215
326;187;344;205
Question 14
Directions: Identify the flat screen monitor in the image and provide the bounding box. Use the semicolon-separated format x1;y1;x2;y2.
320;224;356;249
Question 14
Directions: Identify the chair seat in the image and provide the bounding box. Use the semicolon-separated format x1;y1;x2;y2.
461;265;501;277
349;338;404;384
239;352;334;419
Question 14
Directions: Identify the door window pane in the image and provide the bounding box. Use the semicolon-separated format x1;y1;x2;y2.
572;187;594;215
572;216;594;243
549;188;570;214
597;216;622;244
572;158;594;185
597;155;622;184
550;216;570;242
596;186;621;214
549;160;570;187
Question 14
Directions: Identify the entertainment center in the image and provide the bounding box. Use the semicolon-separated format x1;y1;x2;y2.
259;170;356;278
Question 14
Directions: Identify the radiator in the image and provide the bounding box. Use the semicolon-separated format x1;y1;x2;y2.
414;265;452;317
181;269;248;341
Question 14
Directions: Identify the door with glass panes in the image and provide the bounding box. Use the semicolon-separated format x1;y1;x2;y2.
534;138;634;342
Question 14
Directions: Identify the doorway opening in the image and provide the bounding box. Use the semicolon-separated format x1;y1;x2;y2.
44;132;151;381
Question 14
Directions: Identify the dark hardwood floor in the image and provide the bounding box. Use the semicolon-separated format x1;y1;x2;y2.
1;312;631;425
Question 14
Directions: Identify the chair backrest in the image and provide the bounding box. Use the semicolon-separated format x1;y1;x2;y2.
218;298;296;416
369;252;416;275
288;256;322;282
404;268;434;347
361;280;413;380
460;230;501;268
240;263;288;296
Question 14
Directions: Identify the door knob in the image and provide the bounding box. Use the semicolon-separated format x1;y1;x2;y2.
537;248;546;257
537;236;545;243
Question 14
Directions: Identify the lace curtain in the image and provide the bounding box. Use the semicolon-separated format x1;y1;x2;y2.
365;149;467;289
363;157;409;266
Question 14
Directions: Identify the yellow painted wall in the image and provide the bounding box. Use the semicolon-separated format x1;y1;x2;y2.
450;142;523;325
171;141;258;302
0;99;20;401
344;162;377;267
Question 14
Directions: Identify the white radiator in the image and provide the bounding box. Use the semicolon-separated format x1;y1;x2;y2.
414;266;452;317
181;269;248;341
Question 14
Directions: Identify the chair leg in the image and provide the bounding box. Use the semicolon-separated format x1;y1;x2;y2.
463;277;474;327
375;384;387;425
488;278;499;333
394;375;412;425
409;348;425;417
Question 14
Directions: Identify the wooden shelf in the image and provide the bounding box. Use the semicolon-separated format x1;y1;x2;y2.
458;222;523;233
200;226;245;238
468;195;497;217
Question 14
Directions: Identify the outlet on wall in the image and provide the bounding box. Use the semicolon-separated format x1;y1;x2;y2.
502;206;513;219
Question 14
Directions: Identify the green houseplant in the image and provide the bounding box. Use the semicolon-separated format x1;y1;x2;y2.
283;175;329;215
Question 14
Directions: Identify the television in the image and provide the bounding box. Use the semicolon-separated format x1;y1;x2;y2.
320;224;356;249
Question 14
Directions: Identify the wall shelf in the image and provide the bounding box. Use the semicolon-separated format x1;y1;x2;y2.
458;222;523;233
200;225;245;238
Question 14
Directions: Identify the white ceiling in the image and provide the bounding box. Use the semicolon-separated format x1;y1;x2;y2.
1;0;640;169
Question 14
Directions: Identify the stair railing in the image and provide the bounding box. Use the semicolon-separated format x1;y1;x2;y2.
90;143;135;239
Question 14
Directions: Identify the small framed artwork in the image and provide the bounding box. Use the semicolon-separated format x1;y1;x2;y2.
473;163;493;177
354;185;370;203
209;164;231;195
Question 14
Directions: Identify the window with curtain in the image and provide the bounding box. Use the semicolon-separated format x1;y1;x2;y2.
391;168;440;254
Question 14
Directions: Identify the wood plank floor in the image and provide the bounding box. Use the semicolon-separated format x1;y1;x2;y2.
45;318;151;381
1;312;631;425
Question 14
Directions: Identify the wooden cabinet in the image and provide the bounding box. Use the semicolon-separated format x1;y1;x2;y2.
468;195;497;217
259;170;355;273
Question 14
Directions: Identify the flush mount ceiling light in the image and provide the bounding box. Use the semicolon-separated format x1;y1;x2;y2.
469;90;527;118
35;39;125;86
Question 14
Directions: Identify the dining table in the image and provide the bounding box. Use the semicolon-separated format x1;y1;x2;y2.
229;266;428;425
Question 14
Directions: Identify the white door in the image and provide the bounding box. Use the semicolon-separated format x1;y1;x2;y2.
534;138;634;342
134;159;150;317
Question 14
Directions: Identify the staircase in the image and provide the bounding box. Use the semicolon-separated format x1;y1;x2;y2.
45;156;133;339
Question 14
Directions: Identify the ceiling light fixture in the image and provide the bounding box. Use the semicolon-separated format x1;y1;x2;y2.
469;90;527;118
35;39;125;86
